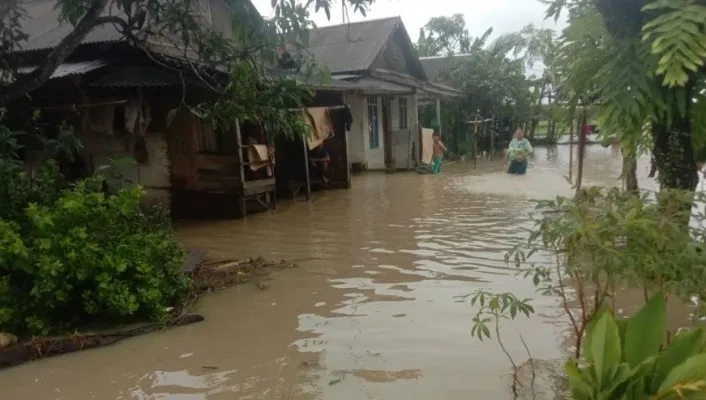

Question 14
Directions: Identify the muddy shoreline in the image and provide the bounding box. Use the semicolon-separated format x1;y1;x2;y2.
0;256;295;370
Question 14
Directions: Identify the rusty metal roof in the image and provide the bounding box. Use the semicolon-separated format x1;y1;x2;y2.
307;17;401;74
17;60;109;78
90;66;180;87
13;0;265;53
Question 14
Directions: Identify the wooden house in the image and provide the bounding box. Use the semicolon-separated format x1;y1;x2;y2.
4;0;354;219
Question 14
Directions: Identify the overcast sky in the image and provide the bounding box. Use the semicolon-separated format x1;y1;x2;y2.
251;0;567;74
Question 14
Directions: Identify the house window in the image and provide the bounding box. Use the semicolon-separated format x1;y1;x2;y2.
398;97;408;129
367;96;380;149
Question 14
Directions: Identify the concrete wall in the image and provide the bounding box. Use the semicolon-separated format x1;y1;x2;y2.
346;92;419;171
345;92;366;165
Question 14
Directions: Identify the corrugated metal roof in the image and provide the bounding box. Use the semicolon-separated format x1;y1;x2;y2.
307;17;401;74
303;77;367;91
266;69;365;91
15;0;124;53
331;73;362;80
17;60;109;78
90;66;180;87
419;54;474;83
354;77;413;93
421;81;463;98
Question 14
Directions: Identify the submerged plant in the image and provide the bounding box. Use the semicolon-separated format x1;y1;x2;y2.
469;290;536;397
507;187;706;359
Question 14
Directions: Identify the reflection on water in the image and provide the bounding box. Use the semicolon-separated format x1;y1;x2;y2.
0;145;683;399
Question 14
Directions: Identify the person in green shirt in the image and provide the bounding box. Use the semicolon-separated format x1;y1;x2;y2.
504;129;533;175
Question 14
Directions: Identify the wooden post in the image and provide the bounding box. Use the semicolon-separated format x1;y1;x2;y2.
435;98;442;135
302;136;311;201
490;118;495;160
234;118;247;217
342;94;352;188
473;115;480;168
576;106;588;194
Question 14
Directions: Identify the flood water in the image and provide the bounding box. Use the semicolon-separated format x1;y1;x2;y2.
0;144;691;399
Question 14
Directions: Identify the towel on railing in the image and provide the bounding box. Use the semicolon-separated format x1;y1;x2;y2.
248;144;271;175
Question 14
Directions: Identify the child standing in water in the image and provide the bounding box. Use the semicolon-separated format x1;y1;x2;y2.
504;129;533;175
432;131;447;174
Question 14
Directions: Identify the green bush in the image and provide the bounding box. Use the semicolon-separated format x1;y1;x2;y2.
0;175;189;336
0;118;190;335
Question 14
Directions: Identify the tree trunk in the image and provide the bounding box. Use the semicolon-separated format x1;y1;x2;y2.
651;87;698;226
622;148;638;193
0;0;111;106
547;89;556;143
652;120;697;191
575;107;588;194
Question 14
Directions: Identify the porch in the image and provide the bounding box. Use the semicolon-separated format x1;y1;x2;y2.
339;72;461;172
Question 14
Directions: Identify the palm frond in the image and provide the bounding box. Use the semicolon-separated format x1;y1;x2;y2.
594;37;666;138
486;32;526;57
641;0;706;87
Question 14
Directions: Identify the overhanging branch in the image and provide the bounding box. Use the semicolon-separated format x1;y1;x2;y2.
0;0;112;106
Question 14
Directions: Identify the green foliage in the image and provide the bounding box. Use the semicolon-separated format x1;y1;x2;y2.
199;61;312;140
547;0;706;183
416;14;473;57
469;290;535;342
566;293;706;399
0;178;189;335
0;117;189;336
511;187;706;307
641;0;706;88
416;22;535;141
415;15;559;147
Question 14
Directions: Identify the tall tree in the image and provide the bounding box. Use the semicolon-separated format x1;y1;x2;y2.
416;14;473;57
416;20;534;153
520;24;560;141
548;0;706;193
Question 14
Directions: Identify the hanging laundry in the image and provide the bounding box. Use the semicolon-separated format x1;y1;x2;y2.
329;105;353;134
125;100;141;134
302;107;333;149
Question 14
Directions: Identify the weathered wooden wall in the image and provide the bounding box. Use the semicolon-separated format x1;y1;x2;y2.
79;128;171;209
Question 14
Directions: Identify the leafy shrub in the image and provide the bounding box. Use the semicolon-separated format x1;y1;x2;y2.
0;175;189;335
0;116;190;335
567;293;706;399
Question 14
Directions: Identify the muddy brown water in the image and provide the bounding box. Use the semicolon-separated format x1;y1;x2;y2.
0;145;700;399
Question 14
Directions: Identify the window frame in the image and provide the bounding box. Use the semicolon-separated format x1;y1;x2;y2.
196;119;227;154
367;96;380;149
398;97;408;130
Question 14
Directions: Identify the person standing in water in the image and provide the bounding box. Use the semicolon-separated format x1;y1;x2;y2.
504;129;533;175
432;131;447;174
